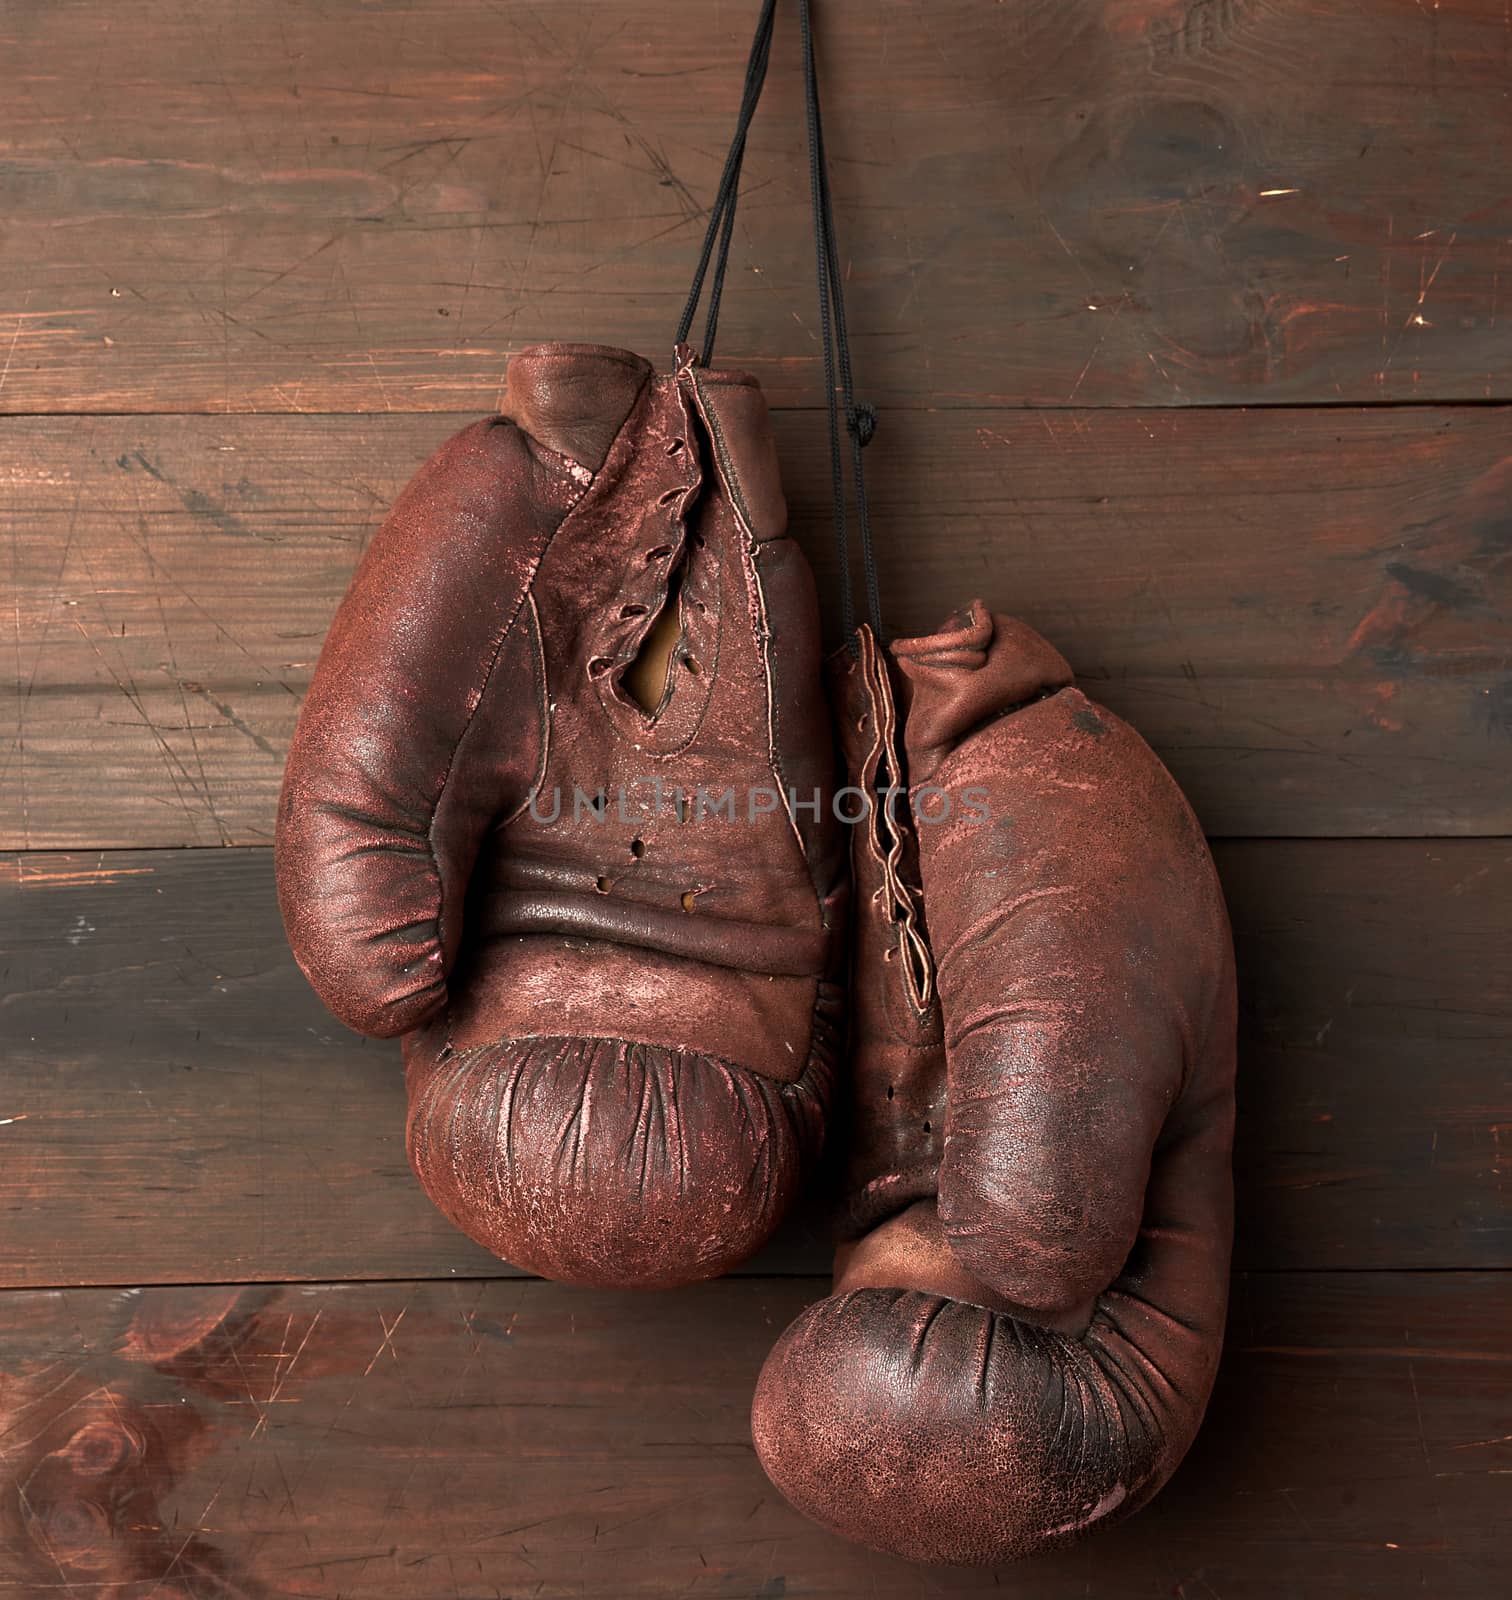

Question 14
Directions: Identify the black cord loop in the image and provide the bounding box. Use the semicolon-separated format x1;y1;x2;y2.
799;0;882;651
677;0;884;651
675;0;777;365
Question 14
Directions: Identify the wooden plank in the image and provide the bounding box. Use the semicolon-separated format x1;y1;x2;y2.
0;1271;1503;1596
1;841;1504;1288
2;0;1510;413
6;406;1510;847
1224;840;1511;1269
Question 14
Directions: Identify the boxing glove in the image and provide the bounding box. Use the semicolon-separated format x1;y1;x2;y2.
276;342;845;1288
752;601;1235;1563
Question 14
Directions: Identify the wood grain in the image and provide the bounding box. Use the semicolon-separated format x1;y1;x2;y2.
2;841;1505;1288
6;405;1510;849
0;1272;1503;1596
3;0;1511;413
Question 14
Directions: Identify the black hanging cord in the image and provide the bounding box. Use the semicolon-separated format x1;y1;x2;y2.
675;0;777;365
677;0;882;650
798;0;881;652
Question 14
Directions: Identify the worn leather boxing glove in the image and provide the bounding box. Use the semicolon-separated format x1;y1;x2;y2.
276;342;845;1289
752;601;1235;1563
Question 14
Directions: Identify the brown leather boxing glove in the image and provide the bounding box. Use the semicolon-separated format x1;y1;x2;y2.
276;342;845;1289
752;601;1235;1563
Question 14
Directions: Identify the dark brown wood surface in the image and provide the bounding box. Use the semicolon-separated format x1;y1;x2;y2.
2;840;1506;1287
7;405;1510;848
3;1;1508;1591
3;0;1511;413
0;1273;1505;1597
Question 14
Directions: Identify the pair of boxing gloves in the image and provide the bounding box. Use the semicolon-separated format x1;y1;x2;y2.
276;343;1236;1565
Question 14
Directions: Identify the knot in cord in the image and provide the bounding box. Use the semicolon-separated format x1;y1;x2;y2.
847;401;878;448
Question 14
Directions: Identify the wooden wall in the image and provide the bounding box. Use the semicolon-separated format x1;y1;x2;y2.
1;1;1508;1594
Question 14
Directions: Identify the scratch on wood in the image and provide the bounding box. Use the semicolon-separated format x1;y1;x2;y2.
13;861;156;888
364;1306;409;1376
